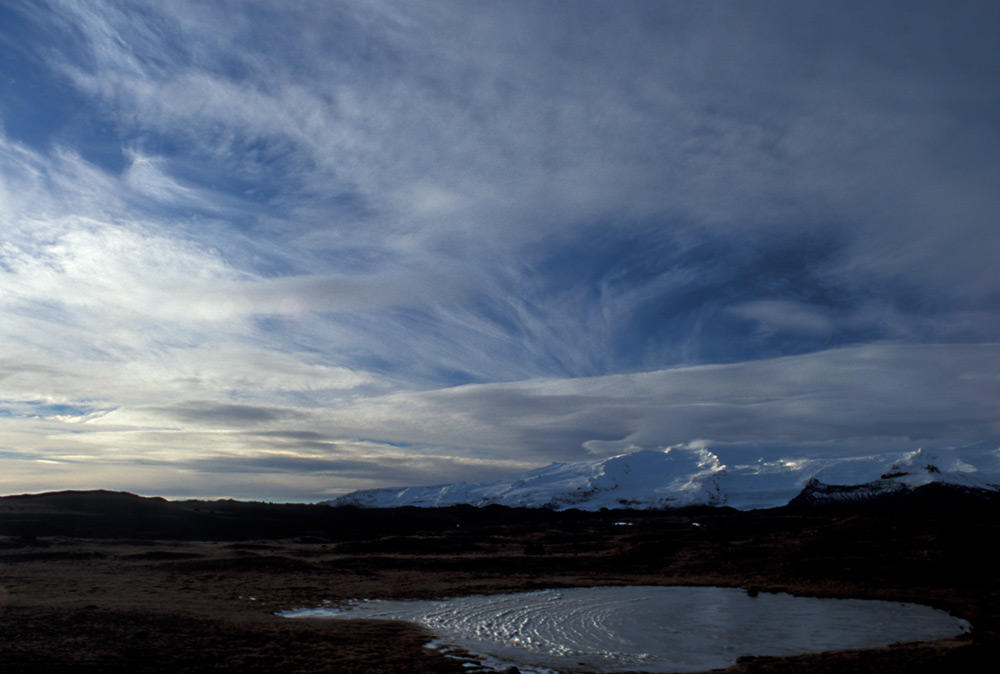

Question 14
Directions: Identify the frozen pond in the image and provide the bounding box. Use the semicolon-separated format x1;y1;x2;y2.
281;585;969;673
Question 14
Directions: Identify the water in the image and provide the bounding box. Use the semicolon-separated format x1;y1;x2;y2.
280;586;969;673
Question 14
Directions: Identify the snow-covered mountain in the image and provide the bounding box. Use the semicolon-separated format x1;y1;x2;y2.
326;445;1000;511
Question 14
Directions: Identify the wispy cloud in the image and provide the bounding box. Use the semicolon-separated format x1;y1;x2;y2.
3;343;997;500
1;1;998;499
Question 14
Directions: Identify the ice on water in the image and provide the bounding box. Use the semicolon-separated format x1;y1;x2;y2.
281;586;969;673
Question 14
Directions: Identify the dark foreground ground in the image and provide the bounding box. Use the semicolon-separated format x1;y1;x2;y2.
1;490;998;673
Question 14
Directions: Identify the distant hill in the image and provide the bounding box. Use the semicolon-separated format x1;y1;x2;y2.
0;490;357;540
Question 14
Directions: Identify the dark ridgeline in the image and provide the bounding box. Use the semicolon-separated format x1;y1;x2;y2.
3;481;998;541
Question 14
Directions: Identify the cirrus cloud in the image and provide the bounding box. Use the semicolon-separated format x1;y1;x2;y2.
1;1;998;500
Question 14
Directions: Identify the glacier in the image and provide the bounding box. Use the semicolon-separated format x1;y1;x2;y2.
326;444;1000;511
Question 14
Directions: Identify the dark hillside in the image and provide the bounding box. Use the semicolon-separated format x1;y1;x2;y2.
1;490;998;672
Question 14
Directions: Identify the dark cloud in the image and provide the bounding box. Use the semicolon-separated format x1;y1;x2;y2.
185;455;399;478
153;402;305;426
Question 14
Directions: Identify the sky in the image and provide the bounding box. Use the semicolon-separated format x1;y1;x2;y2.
1;1;999;501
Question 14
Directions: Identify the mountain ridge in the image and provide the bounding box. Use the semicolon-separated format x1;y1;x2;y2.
326;445;1000;511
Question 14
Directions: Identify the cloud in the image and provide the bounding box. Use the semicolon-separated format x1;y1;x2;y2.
150;402;304;427
731;301;838;338
320;344;1000;461
24;2;1000;323
1;2;999;499
3;343;997;500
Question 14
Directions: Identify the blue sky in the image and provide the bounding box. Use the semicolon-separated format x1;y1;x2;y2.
1;1;999;500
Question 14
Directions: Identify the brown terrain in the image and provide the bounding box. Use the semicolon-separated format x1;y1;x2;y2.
1;489;998;673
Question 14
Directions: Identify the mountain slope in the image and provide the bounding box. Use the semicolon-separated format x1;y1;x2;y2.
326;446;1000;511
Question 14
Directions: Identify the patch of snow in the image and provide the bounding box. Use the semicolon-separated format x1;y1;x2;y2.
325;444;1000;511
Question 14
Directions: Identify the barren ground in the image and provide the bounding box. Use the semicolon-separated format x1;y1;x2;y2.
1;490;997;673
